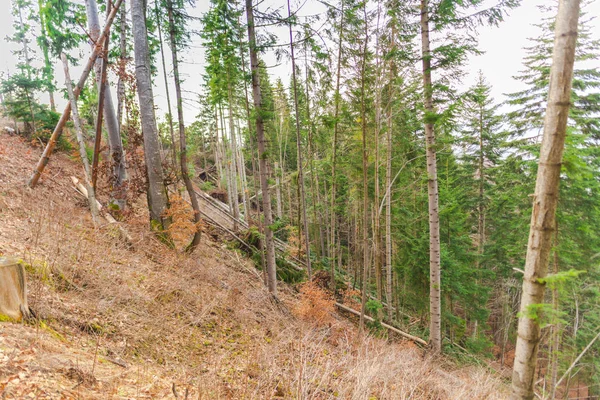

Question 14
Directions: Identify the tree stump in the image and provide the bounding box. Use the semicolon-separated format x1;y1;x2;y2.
0;256;30;321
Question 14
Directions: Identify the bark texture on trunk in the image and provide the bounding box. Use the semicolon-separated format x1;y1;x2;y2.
246;0;277;294
85;0;127;210
420;0;442;353
511;1;580;398
131;0;170;228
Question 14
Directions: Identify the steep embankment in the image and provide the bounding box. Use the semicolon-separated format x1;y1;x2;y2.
0;132;508;399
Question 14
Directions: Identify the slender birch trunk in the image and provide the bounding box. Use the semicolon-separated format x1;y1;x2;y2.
131;0;170;229
61;54;100;224
247;0;277;294
420;0;441;353
511;1;580;398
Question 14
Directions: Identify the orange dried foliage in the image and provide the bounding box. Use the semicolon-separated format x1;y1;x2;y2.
294;282;335;326
341;285;362;311
287;226;305;259
163;194;203;248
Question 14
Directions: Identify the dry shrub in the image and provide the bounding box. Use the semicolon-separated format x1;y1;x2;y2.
163;194;203;248
294;281;335;326
341;284;362;311
287;226;305;259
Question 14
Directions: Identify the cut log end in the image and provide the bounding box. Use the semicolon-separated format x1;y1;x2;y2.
0;256;30;322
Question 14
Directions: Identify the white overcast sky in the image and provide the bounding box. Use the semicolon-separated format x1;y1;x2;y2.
0;0;599;124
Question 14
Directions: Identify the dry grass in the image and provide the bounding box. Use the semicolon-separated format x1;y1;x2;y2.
0;133;510;399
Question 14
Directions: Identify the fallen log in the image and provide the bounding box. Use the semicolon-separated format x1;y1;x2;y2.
334;302;427;346
27;0;124;188
0;256;30;321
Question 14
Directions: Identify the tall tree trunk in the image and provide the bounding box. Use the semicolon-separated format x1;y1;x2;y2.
117;0;127;129
385;61;394;322
473;98;486;338
359;4;369;332
61;54;100;224
420;0;441;353
220;104;235;214
287;1;312;279
246;0;277;294
330;1;344;286
155;0;177;170
275;161;283;218
549;228;560;400
213;107;224;189
303;52;323;260
86;0;127;210
511;1;580;398
131;0;170;229
226;69;241;230
37;0;56;112
237;126;251;220
91;18;109;191
166;0;201;251
373;4;383;305
17;3;37;133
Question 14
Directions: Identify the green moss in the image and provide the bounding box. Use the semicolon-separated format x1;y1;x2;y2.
0;313;16;322
39;320;66;342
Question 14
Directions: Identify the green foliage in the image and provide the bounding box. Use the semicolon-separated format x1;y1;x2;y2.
538;268;586;289
365;299;384;332
519;303;567;329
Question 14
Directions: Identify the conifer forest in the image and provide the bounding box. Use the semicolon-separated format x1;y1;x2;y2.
0;0;599;398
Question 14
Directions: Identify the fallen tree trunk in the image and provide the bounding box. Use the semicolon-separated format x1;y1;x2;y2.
335;302;427;346
27;0;124;188
0;256;30;321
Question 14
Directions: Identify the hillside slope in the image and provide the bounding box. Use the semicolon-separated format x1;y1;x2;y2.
0;133;509;399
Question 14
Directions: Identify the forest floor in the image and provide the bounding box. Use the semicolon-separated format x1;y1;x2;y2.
0;131;511;399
